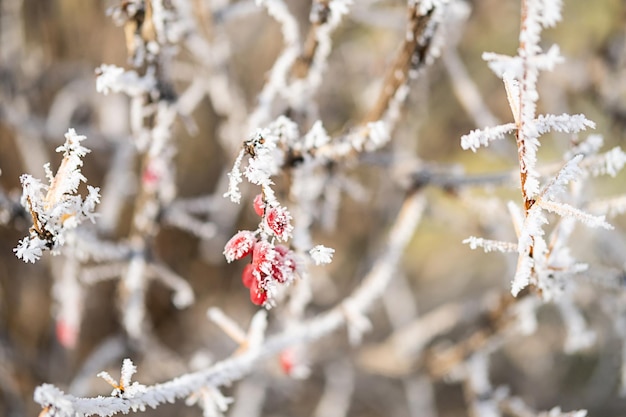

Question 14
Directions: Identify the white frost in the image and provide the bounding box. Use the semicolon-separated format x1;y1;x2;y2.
309;245;335;265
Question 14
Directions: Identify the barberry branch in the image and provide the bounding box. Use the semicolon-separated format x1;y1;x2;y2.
34;190;426;416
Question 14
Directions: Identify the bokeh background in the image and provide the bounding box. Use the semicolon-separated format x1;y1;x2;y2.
1;0;626;416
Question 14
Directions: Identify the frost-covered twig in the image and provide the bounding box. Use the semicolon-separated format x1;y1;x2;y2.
247;0;301;129
95;0;196;343
287;0;352;116
14;129;100;263
463;236;518;254
364;1;446;123
460;0;625;297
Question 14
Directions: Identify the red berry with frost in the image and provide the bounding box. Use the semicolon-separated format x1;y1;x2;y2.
271;264;286;283
274;244;289;257
265;206;293;241
275;245;297;272
224;230;256;262
252;241;275;275
271;245;296;283
253;194;265;217
241;263;254;288
249;277;267;305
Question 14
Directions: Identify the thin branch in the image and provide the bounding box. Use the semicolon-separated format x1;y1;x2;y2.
364;4;436;123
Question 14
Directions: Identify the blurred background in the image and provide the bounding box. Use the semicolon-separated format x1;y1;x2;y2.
1;0;626;416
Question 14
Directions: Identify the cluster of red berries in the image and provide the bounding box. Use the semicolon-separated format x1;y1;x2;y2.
224;194;298;306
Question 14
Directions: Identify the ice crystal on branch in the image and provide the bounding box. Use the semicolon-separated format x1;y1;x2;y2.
462;237;518;253
14;129;100;263
223;150;245;204
534;114;595;135
185;386;233;417
98;359;146;398
460;123;516;152
541;155;585;200
583;146;626;177
565;134;604;159
95;64;156;97
302;120;330;151
309;245;335;265
537;200;612;230
14;236;46;263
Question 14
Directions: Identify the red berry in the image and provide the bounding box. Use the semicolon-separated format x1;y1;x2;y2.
241;263;254;288
253;194;265;217
268;245;289;283
141;166;160;186
274;245;289;257
274;245;299;283
265;206;293;241
252;241;274;274
270;264;284;283
56;319;78;349
224;230;256;262
249;278;267;305
275;245;297;271
279;349;294;375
